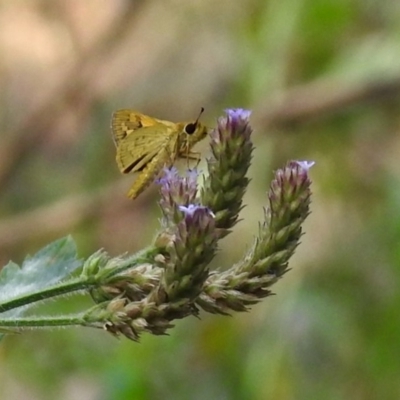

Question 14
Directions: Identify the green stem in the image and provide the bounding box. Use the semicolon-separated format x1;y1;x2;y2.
0;314;86;328
0;277;92;314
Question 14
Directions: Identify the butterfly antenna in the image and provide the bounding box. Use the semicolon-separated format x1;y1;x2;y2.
194;107;205;126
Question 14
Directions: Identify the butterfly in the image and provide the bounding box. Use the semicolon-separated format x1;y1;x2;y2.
111;108;208;199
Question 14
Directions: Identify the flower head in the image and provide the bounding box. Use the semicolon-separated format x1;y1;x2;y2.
201;108;254;237
158;167;200;225
225;108;252;122
161;204;217;302
218;108;253;140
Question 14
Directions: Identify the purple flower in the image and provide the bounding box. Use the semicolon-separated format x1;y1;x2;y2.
179;204;215;218
184;168;201;188
215;109;252;143
156;167;180;187
157;167;199;191
224;108;252;121
295;161;315;171
178;204;200;217
157;168;201;225
201;108;254;238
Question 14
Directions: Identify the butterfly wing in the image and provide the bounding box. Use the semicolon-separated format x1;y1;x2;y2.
111;110;174;146
113;122;179;199
114;124;177;172
126;145;172;199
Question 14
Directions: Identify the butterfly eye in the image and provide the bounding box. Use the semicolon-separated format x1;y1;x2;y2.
184;123;197;135
184;107;204;135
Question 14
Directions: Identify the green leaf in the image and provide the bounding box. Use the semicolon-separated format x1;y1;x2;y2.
0;236;82;315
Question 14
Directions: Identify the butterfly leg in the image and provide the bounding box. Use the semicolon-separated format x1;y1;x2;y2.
182;151;201;168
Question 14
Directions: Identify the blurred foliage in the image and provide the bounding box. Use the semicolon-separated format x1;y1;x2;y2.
1;0;400;399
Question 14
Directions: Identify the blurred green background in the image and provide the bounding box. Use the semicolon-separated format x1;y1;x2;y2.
1;0;400;399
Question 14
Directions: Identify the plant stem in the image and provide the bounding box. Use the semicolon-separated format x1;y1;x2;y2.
0;277;91;314
0;314;87;328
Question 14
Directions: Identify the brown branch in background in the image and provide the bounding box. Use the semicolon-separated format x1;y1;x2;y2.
0;0;146;190
258;76;400;127
0;181;126;250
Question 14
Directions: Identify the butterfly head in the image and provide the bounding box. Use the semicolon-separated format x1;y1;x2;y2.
180;107;208;148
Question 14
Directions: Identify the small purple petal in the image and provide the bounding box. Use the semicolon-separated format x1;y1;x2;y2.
179;204;215;218
295;161;315;171
156;167;179;186
225;108;252;121
178;204;200;217
185;169;200;185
